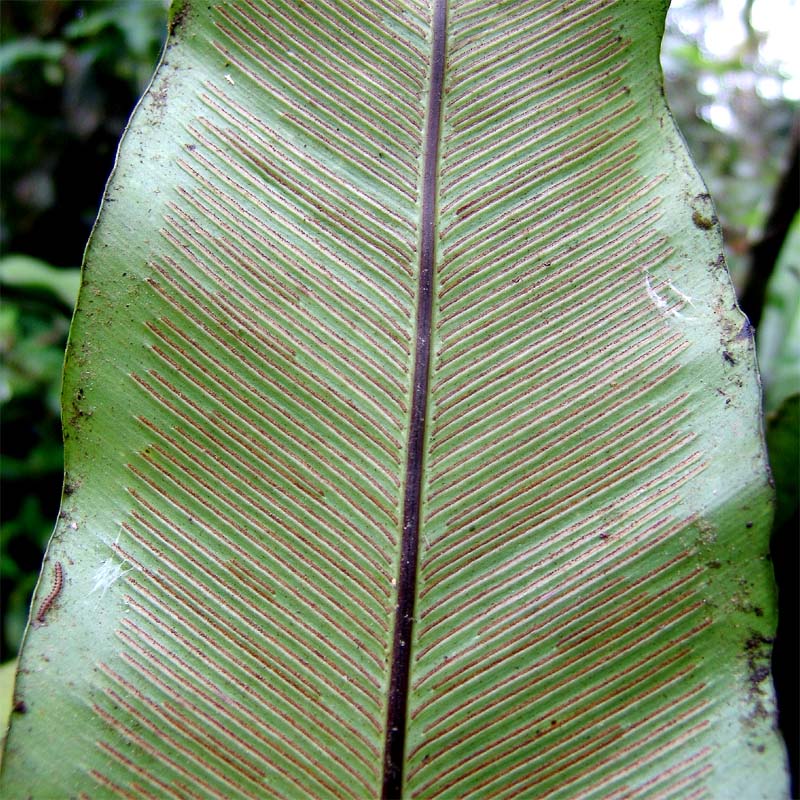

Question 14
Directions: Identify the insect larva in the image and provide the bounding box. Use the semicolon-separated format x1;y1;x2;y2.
36;561;64;624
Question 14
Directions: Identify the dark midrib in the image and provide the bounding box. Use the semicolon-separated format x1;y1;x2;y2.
382;2;447;798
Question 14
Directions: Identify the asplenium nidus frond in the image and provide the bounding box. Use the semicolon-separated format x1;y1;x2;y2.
1;1;789;797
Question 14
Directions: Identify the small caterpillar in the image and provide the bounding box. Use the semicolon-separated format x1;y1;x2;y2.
36;561;64;624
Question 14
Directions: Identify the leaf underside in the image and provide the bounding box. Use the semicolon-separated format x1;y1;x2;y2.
1;1;788;798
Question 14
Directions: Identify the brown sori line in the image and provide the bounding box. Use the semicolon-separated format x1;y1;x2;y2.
427;340;687;485
417;615;709;776
103;700;265;799
93;698;225;799
421;435;697;592
286;0;428;81
114;652;351;798
416;550;696;696
94;739;179;799
448;40;627;156
145;337;399;506
436;207;664;342
208;37;418;203
477;484;704;630
36;561;63;624
213;16;418;178
126;464;390;638
228;561;384;689
447;14;621;124
183;128;416;295
160;211;409;418
442;77;632;192
219;6;419;159
447;0;606;70
120;620;380;780
428;422;692;556
88;766;142;800
140;425;392;606
171;157;414;352
122;574;384;753
440;145;638;244
233;2;422;134
437;183;659;312
217;128;415;270
121;596;382;767
429;394;686;508
134;358;399;520
486;703;711;799
427;316;672;460
417;502;703;664
383;2;446;798
123;450;385;643
201;85;418;232
126;498;389;690
121;524;382;718
176;141;416;312
414;652;707;796
419;608;702;754
416;598;706;756
171;179;412;368
163;421;395;577
532;709;711;800
440;170;651;299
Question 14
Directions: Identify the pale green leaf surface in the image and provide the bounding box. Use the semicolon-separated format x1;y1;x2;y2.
0;1;788;798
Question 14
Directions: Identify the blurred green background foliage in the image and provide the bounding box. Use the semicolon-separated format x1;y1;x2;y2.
0;0;797;785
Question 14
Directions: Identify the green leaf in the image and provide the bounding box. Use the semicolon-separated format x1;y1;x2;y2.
758;213;800;416
0;39;66;74
1;1;788;797
0;255;81;309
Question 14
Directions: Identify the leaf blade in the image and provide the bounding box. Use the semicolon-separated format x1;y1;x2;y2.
0;1;788;798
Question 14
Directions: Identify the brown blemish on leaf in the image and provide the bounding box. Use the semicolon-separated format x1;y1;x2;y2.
690;192;718;231
743;632;775;722
692;210;716;230
168;0;190;35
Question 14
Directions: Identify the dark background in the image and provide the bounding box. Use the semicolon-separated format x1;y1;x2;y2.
1;0;797;791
